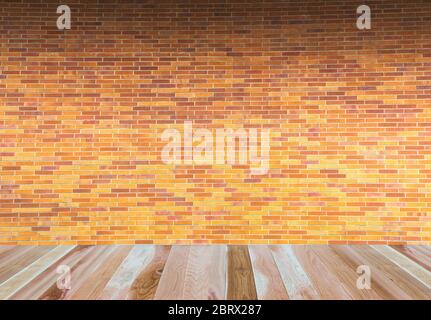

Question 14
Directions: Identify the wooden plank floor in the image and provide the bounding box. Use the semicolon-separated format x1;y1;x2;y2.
0;245;430;300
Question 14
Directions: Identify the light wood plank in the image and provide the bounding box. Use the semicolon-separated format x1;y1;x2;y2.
185;245;227;300
98;245;156;300
270;245;319;300
0;246;54;285
0;246;75;300
0;246;29;266
331;245;400;299
41;246;117;300
9;246;94;300
295;245;381;299
248;245;289;300
334;245;431;299
154;246;190;300
69;245;133;300
0;246;17;256
155;246;228;300
391;245;431;272
372;245;431;289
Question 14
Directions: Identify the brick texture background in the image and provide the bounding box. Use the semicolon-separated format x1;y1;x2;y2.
1;0;431;244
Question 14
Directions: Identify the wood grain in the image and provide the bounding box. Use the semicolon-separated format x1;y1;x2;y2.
270;245;319;300
227;245;257;300
155;246;228;300
248;245;289;300
355;246;431;299
371;245;431;290
294;245;380;299
184;245;227;300
10;246;94;300
0;246;54;285
333;245;431;299
69;245;133;300
331;245;399;300
154;246;190;300
41;246;117;300
0;246;29;265
99;245;156;300
1;245;431;300
128;245;171;300
0;246;74;300
391;245;431;272
0;246;18;256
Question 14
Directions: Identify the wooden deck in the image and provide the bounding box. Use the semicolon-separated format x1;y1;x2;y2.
0;245;430;300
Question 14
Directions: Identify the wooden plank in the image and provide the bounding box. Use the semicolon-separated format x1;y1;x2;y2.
331;245;400;300
40;246;117;300
0;246;17;256
155;246;228;300
295;245;381;299
98;245;156;300
154;246;190;300
0;246;31;283
128;245;171;300
357;245;431;299
270;245;319;300
69;245;133;300
334;245;431;299
391;245;431;272
9;246;94;300
248;245;289;300
0;246;75;300
184;245;227;300
372;245;431;290
0;246;54;285
227;245;257;300
0;246;29;266
3;244;430;300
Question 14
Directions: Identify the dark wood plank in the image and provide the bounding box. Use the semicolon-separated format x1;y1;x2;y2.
227;246;257;300
129;245;171;300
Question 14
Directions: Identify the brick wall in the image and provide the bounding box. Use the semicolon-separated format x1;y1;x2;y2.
1;0;431;244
